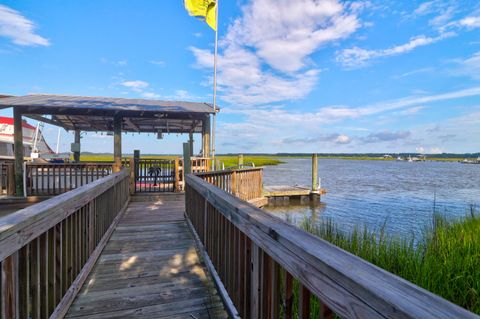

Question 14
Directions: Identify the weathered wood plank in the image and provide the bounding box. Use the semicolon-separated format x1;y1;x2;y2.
0;170;129;261
65;195;226;318
185;174;480;319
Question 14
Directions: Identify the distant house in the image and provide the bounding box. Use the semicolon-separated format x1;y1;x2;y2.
383;154;393;159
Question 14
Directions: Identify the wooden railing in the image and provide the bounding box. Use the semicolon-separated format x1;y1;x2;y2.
185;174;478;319
133;158;176;193
176;157;211;192
0;169;130;318
25;163;114;196
0;162;15;196
195;168;263;201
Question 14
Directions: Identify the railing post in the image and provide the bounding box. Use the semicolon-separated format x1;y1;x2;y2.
183;143;192;175
1;253;18;318
174;158;180;192
203;199;208;246
129;158;135;195
7;163;15;196
238;154;244;168
231;171;237;196
250;243;260;319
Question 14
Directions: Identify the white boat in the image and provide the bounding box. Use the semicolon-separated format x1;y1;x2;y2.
0;116;53;159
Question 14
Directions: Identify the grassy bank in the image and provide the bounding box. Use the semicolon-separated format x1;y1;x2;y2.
295;208;480;315
74;154;283;167
216;155;284;167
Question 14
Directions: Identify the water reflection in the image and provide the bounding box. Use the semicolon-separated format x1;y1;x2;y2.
263;158;480;238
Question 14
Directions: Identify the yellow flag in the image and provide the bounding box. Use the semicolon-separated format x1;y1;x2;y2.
184;0;217;31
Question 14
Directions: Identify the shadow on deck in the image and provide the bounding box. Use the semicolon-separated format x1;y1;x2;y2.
66;194;227;318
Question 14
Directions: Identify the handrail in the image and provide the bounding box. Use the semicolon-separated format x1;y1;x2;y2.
195;167;263;201
0;169;130;318
185;174;478;319
25;162;115;196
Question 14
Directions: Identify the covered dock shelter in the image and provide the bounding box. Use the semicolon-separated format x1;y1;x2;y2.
0;96;477;318
0;94;216;196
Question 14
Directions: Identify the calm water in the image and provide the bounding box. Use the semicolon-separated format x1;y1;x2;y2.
263;158;480;238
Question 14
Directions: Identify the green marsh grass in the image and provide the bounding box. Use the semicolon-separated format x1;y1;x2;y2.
74;153;283;167
285;207;480;315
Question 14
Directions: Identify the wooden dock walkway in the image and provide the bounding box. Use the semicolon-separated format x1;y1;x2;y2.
66;194;227;318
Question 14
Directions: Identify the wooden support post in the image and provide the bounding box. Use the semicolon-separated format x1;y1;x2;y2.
13;108;24;197
73;130;81;163
312;153;318;191
133;149;139;185
189;131;194;157
202;115;210;158
238;154;244;168
310;153;320;202
113;115;122;172
183;143;192;175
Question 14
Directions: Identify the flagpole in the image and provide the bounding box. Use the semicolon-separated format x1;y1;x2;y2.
211;0;218;170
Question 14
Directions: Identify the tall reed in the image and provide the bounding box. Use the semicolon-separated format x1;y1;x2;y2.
292;206;480;315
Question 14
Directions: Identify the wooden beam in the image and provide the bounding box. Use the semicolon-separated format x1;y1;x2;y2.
124;117;139;132
113;115;122;172
23;114;69;130
75;115;107;131
13;107;24;197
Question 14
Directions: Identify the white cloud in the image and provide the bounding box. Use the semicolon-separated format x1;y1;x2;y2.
441;15;480;32
398;106;425;115
141;92;161;99
457;16;480;29
0;4;49;46
141;89;201;101
454;51;480;79
225;0;361;73
429;147;444;154
191;0;363;105
416;146;426;153
170;89;201;101
225;86;480;128
335;134;351;144
150;60;165;66
220;86;480;151
337;32;454;68
121;80;149;92
413;1;437;16
412;110;480;153
394;67;434;79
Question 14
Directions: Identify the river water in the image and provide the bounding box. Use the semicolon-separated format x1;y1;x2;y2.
262;158;480;238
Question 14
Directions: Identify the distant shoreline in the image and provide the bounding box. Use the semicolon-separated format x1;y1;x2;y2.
68;153;478;167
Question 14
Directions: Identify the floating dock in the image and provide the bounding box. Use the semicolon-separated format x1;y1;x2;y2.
263;185;327;205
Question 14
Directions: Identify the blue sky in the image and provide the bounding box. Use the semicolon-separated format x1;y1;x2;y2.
0;0;479;154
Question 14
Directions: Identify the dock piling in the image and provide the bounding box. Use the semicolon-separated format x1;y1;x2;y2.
311;153;318;191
